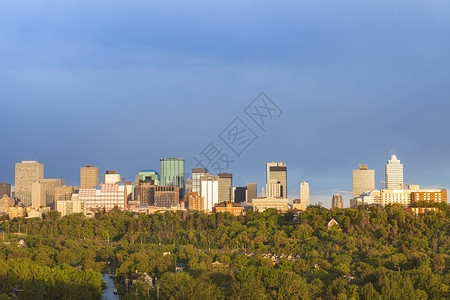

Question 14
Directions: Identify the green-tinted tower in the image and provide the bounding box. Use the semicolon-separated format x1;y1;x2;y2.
160;158;185;200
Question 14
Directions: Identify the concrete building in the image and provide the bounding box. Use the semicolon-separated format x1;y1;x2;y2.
411;188;447;203
385;155;404;190
15;161;44;206
185;179;192;194
135;170;159;185
160;158;185;200
55;185;76;202
31;179;64;209
218;173;232;203
250;196;290;212
0;194;15;214
332;194;344;209
247;183;257;203
266;162;287;198
266;179;281;198
234;187;247;203
352;165;375;197
80;165;99;189
300;182;310;210
0;182;11;198
103;170;121;184
134;183;155;205
213;202;243;216
78;183;127;211
154;186;180;208
185;192;204;211
8;206;27;219
192;168;208;195
56;194;87;216
350;190;381;208
201;174;219;211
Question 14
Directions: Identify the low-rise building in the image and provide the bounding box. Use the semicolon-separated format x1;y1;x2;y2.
0;194;15;214
248;196;290;212
56;194;87;216
78;183;127;211
185;192;204;211
213;201;243;216
8;206;27;219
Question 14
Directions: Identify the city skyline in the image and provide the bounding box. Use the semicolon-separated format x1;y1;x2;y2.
2;2;450;207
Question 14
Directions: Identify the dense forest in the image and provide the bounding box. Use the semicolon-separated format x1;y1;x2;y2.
0;203;448;299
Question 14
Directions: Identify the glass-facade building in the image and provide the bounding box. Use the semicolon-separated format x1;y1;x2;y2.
160;158;185;200
135;169;159;185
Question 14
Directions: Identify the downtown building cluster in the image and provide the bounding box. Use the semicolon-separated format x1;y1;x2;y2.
0;159;311;219
342;154;447;212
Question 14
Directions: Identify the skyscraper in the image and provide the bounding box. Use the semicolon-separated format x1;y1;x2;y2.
201;174;219;211
218;173;232;203
332;194;344;209
192;168;208;194
352;165;375;197
103;170;121;184
266;162;287;198
247;183;257;203
135;170;159;185
0;182;11;197
31;179;65;209
385;155;404;190
15;161;44;206
80;165;99;189
160;158;185;199
300;182;310;209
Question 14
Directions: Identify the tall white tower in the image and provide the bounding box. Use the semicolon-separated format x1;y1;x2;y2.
385;154;404;190
300;182;310;209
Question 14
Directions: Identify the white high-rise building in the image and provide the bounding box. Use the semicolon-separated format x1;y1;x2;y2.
200;175;219;211
385;155;404;190
266;162;287;198
300;182;310;209
15;161;44;206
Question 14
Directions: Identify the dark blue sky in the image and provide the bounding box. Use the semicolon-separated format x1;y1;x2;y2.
2;1;450;207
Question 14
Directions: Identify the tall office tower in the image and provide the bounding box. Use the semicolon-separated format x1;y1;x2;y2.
218;173;232;203
332;194;344;209
15;161;44;206
185;179;192;194
352;165;375;197
103;170;121;184
0;182;11;197
266;162;287;197
31;179;64;209
80;165;99;189
247;183;257;203
192;168;208;194
234;187;247;203
135;170;159;185
300;182;310;209
266;179;282;197
385;154;404;190
200;174;219;211
55;185;75;202
160;158;185;199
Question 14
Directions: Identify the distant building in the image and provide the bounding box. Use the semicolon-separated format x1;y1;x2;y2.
218;173;232;203
56;194;87;216
406;207;440;216
292;199;304;211
385;155;404;190
154;186;180;208
247;183;257;203
266;162;287;198
103;170;121;184
31;179;64;209
352;165;375;197
0;194;15;214
300;182;310;209
15;161;44;206
327;218;339;229
192;168;208;195
8;205;26;219
201;174;219;211
134;183;155;205
55;185;76;202
266;179;281;198
332;194;344;209
160;158;185;200
213;202;243;216
135;170;159;185
80;165;99;189
185;178;192;194
234;187;247;203
185;192;204;211
78;183;127;211
250;196;290;212
0;182;11;198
